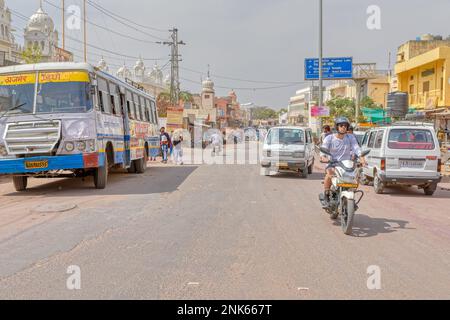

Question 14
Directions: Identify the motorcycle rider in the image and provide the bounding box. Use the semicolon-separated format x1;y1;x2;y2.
320;117;366;208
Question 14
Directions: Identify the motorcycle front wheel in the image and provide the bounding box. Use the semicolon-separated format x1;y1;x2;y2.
341;198;355;235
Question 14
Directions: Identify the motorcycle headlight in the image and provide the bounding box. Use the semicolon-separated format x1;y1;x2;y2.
65;142;75;152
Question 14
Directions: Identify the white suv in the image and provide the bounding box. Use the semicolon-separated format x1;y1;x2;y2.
360;123;442;196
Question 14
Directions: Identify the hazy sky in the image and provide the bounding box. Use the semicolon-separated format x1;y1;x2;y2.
7;0;450;109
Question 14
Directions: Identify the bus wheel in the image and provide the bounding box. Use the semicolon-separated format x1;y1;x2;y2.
127;160;136;173
94;156;108;189
135;154;147;174
13;176;28;192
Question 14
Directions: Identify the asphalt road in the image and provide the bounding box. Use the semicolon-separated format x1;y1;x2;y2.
0;148;449;299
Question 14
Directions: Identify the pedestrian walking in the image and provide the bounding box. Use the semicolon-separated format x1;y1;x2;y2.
172;130;184;165
210;131;222;156
160;127;171;164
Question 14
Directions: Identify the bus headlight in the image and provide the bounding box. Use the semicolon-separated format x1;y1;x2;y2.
88;140;96;152
76;141;86;152
65;142;75;152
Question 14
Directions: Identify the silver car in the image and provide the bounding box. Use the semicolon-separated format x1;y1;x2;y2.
261;126;315;178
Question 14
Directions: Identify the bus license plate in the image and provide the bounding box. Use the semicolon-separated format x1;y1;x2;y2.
25;160;49;169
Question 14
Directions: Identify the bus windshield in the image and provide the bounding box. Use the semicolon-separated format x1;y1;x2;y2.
36;81;92;114
0;73;36;115
0;71;93;116
36;71;93;114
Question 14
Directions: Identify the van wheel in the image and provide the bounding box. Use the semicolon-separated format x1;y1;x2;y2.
424;183;437;196
373;173;384;194
300;168;308;179
94;156;108;189
308;160;314;174
13;176;28;192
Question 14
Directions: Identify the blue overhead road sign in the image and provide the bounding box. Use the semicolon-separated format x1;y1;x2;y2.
305;57;353;80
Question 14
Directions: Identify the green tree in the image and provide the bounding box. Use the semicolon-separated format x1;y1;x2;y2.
179;91;193;103
278;108;288;115
251;107;278;120
361;96;382;109
324;97;356;123
22;44;42;64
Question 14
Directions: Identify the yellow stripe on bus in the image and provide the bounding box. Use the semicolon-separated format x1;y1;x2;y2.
0;73;36;86
39;71;90;83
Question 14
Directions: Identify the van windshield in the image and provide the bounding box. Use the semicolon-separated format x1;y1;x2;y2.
267;129;305;145
388;129;435;150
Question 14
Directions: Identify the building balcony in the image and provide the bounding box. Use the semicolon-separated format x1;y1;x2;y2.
409;89;444;109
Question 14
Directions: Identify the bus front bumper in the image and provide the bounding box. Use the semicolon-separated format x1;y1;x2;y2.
0;153;106;175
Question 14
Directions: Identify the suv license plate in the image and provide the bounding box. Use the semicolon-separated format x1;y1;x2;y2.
25;160;49;169
399;160;424;168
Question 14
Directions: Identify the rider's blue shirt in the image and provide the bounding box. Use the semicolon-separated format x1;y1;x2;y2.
321;134;362;162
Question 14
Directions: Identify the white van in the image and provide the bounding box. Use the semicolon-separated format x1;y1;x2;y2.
360;123;442;195
261;126;315;178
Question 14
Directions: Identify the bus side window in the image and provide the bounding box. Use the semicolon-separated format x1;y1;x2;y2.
109;82;120;116
126;90;134;119
140;96;147;122
151;100;157;124
98;78;111;114
146;99;153;123
133;93;141;121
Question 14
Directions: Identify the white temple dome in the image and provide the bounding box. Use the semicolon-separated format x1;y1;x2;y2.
202;77;214;92
149;63;164;85
26;7;54;34
97;57;109;72
117;63;131;78
134;57;145;71
164;74;171;87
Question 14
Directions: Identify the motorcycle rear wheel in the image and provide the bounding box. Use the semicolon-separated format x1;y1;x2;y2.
341;198;355;235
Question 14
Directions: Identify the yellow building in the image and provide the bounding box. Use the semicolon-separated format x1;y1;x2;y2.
395;42;450;110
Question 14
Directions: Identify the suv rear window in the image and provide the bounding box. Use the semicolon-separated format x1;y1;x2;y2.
388;129;435;150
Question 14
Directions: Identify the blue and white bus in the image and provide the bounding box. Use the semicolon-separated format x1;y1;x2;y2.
0;62;159;190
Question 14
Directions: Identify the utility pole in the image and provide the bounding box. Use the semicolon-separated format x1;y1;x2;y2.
83;0;87;62
318;0;323;134
158;28;186;106
62;0;65;50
